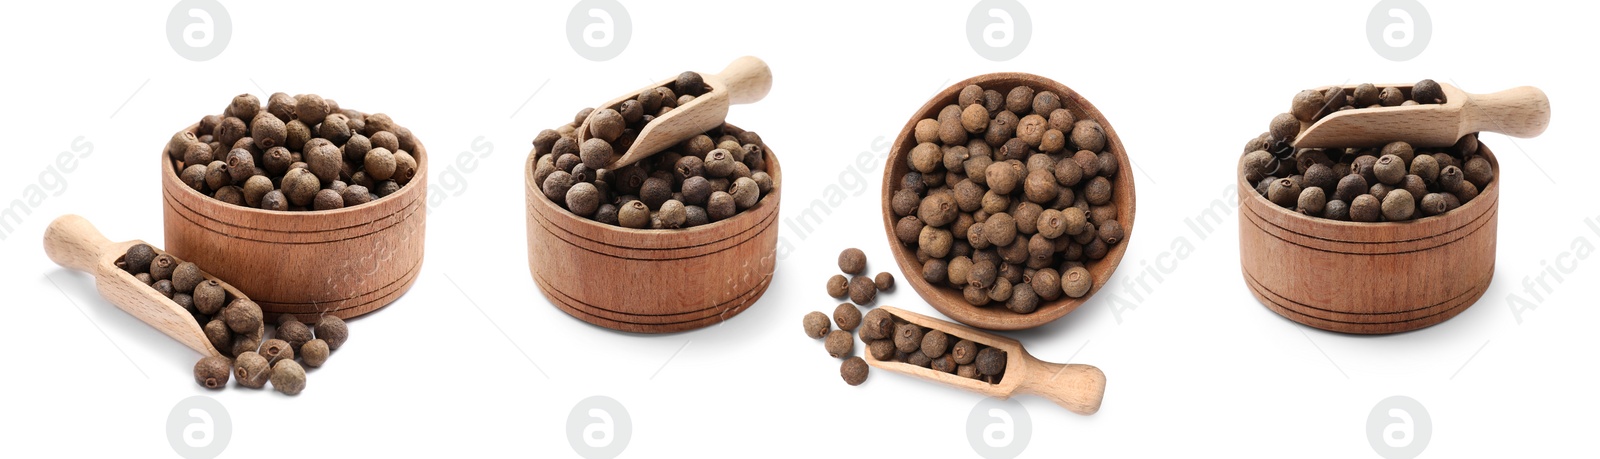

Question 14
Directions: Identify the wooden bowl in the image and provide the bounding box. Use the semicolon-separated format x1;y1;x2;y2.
881;73;1137;331
524;129;782;334
160;124;427;323
1237;145;1500;334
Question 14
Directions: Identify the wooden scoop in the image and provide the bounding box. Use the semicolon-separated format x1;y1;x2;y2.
44;214;227;357
577;56;773;170
1294;83;1550;148
866;306;1106;415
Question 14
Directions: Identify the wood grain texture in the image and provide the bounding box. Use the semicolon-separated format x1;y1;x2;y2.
524;129;781;334
880;73;1137;331
44;214;249;357
161;124;427;322
1295;84;1550;148
1237;145;1501;334
866;307;1105;415
577;56;774;170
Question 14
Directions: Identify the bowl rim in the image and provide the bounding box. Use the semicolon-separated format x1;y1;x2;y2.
162;122;430;219
879;72;1138;331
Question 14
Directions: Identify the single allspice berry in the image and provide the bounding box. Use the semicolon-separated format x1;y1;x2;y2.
921;330;949;359
221;298;263;334
860;308;894;340
193;280;227;315
234;352;270;389
276;319;313;351
976;347;1007;377
824;329;854;358
315;315;349;350
193;355;232;389
123;244;156;274
873;272;895;291
894;323;925;354
833;303;862;331
951;339;978;365
838;248;867;274
270;360;307;395
826;274;849;298
300;339;330;368
841;356;869;386
803;311;831;339
260;338;295;366
848;276;877;305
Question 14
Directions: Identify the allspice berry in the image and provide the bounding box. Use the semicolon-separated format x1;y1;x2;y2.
803;311;831;339
193;355;232;390
300;339;330;368
861;308;894;340
951;339;978;365
841;356;869;386
976;347;1007;377
204;319;231;354
1350;194;1382;222
221;298;263;334
618;200;651;229
824;329;853;358
1062;266;1092;298
123;244;156;274
276;319;313;351
838;248;867;274
921;330;949;358
826;274;849;298
1374;154;1406;185
1267;178;1301;208
270;360;307;396
315;315;349;350
873;272;895;291
848;276;877;305
234;352;270;389
260;338;295;366
193;280;226;315
1382;189;1416;221
833;303;862;331
868;339;896;361
894;323;924;354
365;147;398;181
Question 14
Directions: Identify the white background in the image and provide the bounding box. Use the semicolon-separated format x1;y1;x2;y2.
2;1;1596;457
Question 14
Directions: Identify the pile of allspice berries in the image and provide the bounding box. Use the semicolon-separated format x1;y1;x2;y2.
533;71;775;229
164;93;421;211
119;244;349;395
807;248;894;386
1243;80;1494;222
803;248;1009;386
890;83;1123;313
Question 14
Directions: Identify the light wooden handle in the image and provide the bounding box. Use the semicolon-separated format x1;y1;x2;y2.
1018;360;1106;416
44;214;114;273
1462;86;1551;139
715;56;772;105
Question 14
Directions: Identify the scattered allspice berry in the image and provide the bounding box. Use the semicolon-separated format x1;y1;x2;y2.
824;330;854;358
848;276;877;305
193;355;232;390
833;303;862;331
233;352;270;389
803;311;831;339
270;360;307;396
841;356;869;386
300;339;330;368
838;248;867;274
826;274;849;298
873;272;895;291
259;338;295;366
276;319;313;351
860;308;894;340
315;315;349;350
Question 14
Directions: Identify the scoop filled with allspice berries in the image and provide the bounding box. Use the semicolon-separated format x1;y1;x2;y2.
864;307;1104;415
45;215;348;394
882;74;1136;331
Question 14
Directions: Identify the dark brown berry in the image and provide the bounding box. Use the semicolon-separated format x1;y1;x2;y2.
841;356;869;386
803;311;831;339
193;355;231;389
825;329;853;358
833;303;862;331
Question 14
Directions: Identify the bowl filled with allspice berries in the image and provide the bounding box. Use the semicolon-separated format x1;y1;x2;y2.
882;73;1137;331
159;93;426;322
1237;80;1549;334
525;59;781;334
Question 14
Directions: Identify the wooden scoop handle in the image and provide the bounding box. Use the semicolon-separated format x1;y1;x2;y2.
1017;359;1106;416
44;214;114;273
1462;86;1550;139
715;56;773;105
